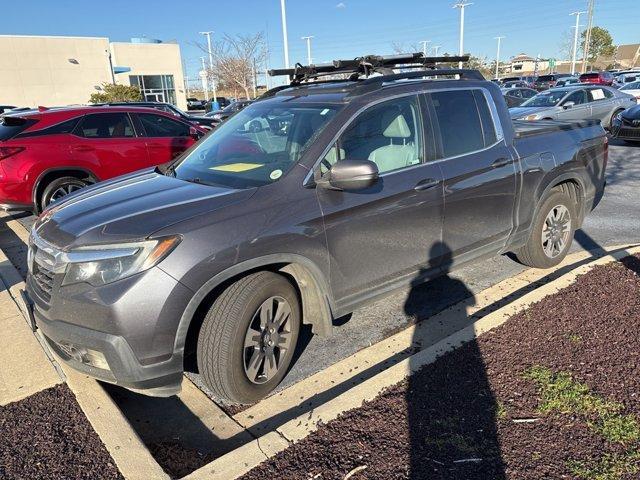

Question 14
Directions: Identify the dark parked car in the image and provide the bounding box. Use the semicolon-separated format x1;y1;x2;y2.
501;76;536;88
0;105;17;114
0;106;206;212
101;102;217;129
501;87;537;107
26;58;608;405
533;73;573;91
611;105;640;143
186;98;206;110
579;71;615;86
205;100;253;125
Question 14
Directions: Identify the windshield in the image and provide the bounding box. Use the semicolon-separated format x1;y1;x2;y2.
171;101;340;188
621;81;640;90
520;90;568;107
536;75;555;82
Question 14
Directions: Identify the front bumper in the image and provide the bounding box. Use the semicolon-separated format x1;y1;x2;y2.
26;263;195;397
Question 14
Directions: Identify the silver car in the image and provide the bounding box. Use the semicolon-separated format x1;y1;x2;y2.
509;85;636;129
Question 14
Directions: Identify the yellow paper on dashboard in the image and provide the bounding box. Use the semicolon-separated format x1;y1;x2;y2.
210;163;264;172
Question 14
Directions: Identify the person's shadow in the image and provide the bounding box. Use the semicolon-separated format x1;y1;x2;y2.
404;242;506;479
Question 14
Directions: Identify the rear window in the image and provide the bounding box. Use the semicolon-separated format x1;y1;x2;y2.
537;75;555;82
0;117;37;141
580;73;599;79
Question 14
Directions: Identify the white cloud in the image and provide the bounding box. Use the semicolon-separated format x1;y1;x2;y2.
336;2;346;8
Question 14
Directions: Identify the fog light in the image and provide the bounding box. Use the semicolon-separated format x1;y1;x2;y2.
57;342;110;370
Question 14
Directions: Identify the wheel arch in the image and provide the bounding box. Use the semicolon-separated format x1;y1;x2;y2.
32;167;99;211
176;254;335;370
538;174;586;226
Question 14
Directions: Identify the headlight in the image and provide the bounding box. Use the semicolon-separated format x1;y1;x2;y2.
62;236;181;287
523;114;541;121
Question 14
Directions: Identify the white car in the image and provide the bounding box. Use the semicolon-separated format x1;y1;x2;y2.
620;81;640;100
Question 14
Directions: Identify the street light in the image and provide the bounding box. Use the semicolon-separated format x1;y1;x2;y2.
301;36;314;65
280;0;290;68
419;40;431;56
453;2;473;69
433;45;442;56
570;11;587;75
494;36;505;79
199;31;218;104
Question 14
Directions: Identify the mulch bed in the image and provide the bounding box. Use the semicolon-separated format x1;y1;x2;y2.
0;384;122;480
242;254;640;480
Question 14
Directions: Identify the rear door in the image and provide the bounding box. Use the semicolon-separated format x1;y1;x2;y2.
71;112;149;178
134;113;196;166
586;87;613;123
316;94;445;306
427;88;516;262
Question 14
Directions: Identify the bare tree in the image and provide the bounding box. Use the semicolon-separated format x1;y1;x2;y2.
558;29;575;61
391;41;421;55
195;32;266;99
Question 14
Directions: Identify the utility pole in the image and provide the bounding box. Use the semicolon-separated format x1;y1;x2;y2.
494;36;504;79
570;11;586;75
301;36;314;64
200;56;209;101
419;40;431;56
199;31;218;104
433;45;442;56
453;2;472;68
280;0;290;68
581;0;595;74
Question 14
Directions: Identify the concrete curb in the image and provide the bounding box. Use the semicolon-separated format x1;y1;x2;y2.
183;244;640;479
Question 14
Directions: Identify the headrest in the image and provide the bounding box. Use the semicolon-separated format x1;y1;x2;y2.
382;109;411;138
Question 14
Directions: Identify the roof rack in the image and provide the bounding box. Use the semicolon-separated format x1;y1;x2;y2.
268;53;474;84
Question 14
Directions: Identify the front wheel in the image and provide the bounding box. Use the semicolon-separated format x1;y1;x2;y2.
197;271;301;404
514;190;576;269
40;176;89;210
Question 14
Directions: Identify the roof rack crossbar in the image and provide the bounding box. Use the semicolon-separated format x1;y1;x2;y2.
268;53;472;84
359;68;485;85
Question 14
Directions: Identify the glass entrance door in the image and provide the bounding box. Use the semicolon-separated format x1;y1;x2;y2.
144;91;166;103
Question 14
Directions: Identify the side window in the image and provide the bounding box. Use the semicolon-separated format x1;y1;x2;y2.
587;88;607;102
77;113;135;138
509;90;522;98
138;113;190;137
430;90;497;158
521;89;536;98
329;95;423;175
564;90;587;105
602;89;614;99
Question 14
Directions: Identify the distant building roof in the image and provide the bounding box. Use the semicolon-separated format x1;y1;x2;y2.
511;53;535;63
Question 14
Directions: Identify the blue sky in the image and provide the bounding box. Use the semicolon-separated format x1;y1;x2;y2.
4;0;637;85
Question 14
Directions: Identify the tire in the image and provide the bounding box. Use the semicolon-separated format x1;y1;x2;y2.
40;176;89;210
609;109;624;130
514;190;577;269
196;271;301;404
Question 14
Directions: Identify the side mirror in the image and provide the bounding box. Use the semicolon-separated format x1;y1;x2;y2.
563;101;575;109
189;126;201;140
319;159;379;191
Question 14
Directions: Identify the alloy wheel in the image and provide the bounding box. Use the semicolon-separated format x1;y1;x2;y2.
49;184;83;204
243;296;294;384
541;204;571;258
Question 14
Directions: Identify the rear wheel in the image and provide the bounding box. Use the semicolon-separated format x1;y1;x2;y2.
40;176;89;210
609;109;624;130
196;271;301;404
514;190;576;269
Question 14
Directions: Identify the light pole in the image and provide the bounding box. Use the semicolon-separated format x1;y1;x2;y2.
280;0;290;68
581;0;595;73
199;31;218;104
419;40;431;56
570;11;586;75
433;45;442;56
453;2;473;68
494;36;504;79
200;56;209;101
301;36;314;65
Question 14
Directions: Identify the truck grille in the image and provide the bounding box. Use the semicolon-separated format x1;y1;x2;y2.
32;262;55;302
618;127;640;138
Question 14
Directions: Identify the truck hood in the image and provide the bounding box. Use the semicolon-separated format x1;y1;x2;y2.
33;170;256;250
509;106;558;119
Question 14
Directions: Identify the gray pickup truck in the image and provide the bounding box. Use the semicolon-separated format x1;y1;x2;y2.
26;55;608;405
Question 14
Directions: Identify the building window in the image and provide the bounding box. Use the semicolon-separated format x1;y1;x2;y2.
129;75;176;105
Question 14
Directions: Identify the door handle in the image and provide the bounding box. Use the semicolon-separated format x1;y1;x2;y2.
75;145;93;152
491;157;514;168
414;178;441;191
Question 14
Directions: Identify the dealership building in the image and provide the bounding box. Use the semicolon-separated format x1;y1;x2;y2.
0;35;188;110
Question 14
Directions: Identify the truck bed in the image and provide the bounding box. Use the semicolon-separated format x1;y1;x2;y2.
513;119;602;138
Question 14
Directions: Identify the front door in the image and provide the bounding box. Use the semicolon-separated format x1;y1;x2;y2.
134;112;195;165
427;88;517;262
316;94;445;308
558;89;591;122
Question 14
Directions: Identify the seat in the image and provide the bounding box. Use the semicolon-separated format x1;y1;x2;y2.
367;109;418;173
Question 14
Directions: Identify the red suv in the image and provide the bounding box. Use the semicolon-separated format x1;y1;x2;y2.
0;106;206;212
579;71;615;86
